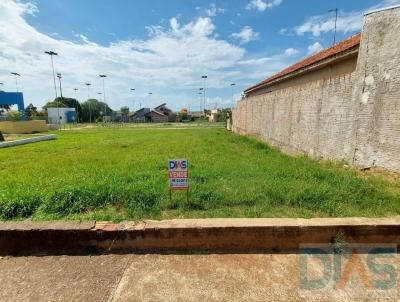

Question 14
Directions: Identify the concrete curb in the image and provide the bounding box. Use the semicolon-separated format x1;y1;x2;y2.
0;218;399;255
0;134;57;148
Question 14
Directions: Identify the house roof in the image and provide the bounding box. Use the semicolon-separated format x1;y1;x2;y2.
244;33;361;94
146;109;166;116
154;103;167;110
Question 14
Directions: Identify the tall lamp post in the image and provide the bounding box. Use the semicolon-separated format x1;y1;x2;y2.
0;82;3;92
85;83;92;123
56;73;63;125
130;88;135;112
201;75;207;111
148;92;152;107
329;8;338;45
230;83;236;109
44;51;58;99
10;72;21;92
198;91;203;112
199;88;204;112
73;88;79;123
99;75;107;119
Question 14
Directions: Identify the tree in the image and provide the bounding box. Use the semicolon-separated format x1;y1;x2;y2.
215;108;231;122
81;99;112;122
120;106;129;122
25;103;38;119
7;111;21;121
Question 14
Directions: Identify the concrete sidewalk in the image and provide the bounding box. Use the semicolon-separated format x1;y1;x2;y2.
0;218;399;301
1;253;397;302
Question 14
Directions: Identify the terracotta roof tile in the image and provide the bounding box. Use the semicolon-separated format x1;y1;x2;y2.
245;33;361;93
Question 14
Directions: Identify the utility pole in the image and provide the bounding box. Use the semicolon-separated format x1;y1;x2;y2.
44;51;58;99
85;83;92;123
10;72;21;92
329;8;338;45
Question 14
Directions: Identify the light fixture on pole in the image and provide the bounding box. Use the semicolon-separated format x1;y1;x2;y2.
328;8;338;45
10;72;21;92
56;73;63;98
85;83;92;123
230;83;236;109
44;51;58;99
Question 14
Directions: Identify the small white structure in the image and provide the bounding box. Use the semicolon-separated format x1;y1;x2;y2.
47;108;76;124
209;109;220;123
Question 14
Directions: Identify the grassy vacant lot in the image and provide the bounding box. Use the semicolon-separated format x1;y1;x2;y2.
0;125;399;221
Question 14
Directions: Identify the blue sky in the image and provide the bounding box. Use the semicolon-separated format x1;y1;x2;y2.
0;0;399;111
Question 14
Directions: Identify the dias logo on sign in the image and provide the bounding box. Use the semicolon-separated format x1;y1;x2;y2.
168;159;188;190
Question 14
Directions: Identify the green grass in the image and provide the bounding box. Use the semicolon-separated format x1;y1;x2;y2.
0;125;399;221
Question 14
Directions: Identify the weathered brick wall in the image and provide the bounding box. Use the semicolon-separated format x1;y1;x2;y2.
350;7;400;171
232;7;400;171
233;74;356;161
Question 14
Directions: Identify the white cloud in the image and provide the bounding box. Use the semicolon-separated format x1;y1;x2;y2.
284;48;299;56
307;42;324;55
0;0;247;110
205;3;225;17
169;17;179;31
238;57;271;65
246;0;283;12
295;0;400;37
231;26;260;44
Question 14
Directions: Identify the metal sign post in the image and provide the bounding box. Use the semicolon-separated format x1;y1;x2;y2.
168;159;189;204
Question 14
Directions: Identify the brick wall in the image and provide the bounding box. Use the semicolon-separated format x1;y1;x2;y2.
232;6;400;171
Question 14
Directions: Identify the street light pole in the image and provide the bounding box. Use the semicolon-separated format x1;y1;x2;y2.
99;75;107;120
85;83;92;123
55;73;63;126
130;88;135;112
10;72;21;92
329;8;338;45
230;83;236;109
202;75;207;111
148;92;152;107
0;82;3;92
198;91;203;112
44;51;58;99
73;88;79;123
56;73;63;98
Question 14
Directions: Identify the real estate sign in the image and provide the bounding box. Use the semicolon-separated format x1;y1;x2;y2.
168;159;188;190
